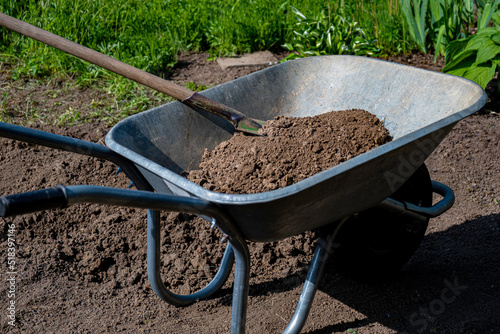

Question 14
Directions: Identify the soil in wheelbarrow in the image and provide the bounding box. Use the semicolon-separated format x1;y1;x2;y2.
187;109;391;194
0;52;499;334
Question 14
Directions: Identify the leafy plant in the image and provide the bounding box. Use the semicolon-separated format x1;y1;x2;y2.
477;0;500;29
443;11;500;90
401;0;429;52
400;0;476;58
429;0;474;61
282;6;380;60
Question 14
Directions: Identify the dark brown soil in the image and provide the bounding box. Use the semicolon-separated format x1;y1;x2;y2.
0;52;499;334
188;109;391;194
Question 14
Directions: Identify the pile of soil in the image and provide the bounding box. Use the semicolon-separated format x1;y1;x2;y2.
188;109;391;194
0;52;498;334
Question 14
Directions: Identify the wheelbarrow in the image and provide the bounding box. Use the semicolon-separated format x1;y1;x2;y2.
0;56;487;333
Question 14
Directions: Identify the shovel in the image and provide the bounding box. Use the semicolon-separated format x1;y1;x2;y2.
0;12;264;135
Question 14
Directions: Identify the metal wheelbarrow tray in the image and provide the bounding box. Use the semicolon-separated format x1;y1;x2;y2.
107;55;486;241
0;56;487;333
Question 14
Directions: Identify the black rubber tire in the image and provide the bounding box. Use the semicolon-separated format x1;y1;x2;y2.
332;164;433;278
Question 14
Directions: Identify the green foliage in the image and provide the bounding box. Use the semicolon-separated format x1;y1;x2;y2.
400;0;477;58
203;0;292;57
0;0;304;122
401;0;429;52
0;0;180;79
443;13;500;89
429;0;474;61
282;6;381;60
359;0;412;55
477;0;500;29
400;0;500;61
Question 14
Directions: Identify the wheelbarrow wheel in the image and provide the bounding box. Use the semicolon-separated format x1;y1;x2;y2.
332;164;432;278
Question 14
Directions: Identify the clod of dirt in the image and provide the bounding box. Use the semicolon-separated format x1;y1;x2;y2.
188;109;392;194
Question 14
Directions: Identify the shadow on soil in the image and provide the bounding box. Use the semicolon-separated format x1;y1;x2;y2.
247;213;500;334
313;212;500;334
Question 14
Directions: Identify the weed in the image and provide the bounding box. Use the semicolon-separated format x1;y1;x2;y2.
24;97;40;121
54;107;81;126
0;92;11;122
90;99;102;109
1;91;8;109
184;81;210;92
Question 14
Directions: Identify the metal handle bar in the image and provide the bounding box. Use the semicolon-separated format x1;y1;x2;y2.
0;184;215;217
0;186;237;303
146;209;235;307
0;181;455;334
0;185;251;333
0;122;153;191
379;181;455;221
0;185;67;217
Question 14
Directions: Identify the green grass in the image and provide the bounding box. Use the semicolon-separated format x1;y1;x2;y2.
0;0;412;75
0;0;416;124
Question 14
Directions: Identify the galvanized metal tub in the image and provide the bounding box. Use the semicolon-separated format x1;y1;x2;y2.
106;55;487;242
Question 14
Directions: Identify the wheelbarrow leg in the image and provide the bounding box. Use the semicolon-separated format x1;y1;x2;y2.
228;238;251;333
147;209;251;334
282;219;347;334
147;209;235;305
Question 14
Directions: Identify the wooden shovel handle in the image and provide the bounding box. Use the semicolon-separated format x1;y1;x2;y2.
0;12;263;134
0;12;194;101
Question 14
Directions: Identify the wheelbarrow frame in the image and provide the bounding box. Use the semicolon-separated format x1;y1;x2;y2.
0;121;455;334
